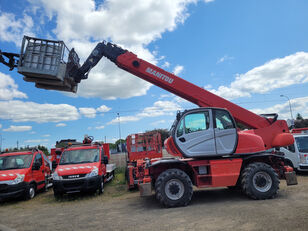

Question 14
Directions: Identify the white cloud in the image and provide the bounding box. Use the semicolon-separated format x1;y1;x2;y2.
108;100;182;124
251;96;308;120
162;61;170;68
0;124;2;129
0;12;35;46
79;105;111;118
26;0;197;100
0;73;27;100
42;134;50;137
173;65;184;75
0;100;79;123
151;120;167;126
96;105;111;113
24;139;49;143
210;52;308;100
3;125;32;132
79;107;97;118
95;125;105;130
217;55;234;64
204;0;215;3
29;131;36;134
56;123;67;127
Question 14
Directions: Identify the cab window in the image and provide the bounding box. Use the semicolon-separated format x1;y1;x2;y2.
34;153;42;166
286;144;295;153
177;119;184;137
184;112;209;134
214;110;235;129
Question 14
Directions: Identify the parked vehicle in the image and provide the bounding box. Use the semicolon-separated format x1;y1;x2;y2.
52;136;115;197
0;148;52;200
126;132;162;189
281;128;308;171
0;36;298;207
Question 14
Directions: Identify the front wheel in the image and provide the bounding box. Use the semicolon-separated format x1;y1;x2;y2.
25;184;36;200
241;162;279;200
155;169;193;208
98;177;104;195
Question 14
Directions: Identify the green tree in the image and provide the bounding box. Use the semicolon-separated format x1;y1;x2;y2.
296;113;303;120
38;145;50;155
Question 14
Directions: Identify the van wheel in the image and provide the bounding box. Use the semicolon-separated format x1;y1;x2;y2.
155;169;193;208
54;191;63;199
241;162;279;200
26;184;36;200
98;177;104;194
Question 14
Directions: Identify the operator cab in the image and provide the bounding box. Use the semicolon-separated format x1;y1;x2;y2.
171;108;237;158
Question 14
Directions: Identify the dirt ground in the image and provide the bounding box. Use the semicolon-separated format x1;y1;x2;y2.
0;172;307;231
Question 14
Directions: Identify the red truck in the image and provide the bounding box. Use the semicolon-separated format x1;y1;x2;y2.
49;139;83;167
126;132;162;189
52;137;115;197
0;36;298;207
0;148;52;200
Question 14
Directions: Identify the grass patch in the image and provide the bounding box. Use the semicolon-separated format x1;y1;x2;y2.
110;166;126;186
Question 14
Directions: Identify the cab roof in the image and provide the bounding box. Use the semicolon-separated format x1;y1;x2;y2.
0;151;34;156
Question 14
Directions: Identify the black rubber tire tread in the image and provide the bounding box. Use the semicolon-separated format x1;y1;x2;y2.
98;177;104;195
25;184;36;200
53;189;63;199
155;168;193;208
241;162;280;200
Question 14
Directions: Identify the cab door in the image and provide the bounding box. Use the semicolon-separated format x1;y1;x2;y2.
213;109;237;155
32;153;45;189
175;109;216;157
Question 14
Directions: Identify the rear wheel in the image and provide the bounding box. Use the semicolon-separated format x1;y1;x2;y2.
241;162;279;200
155;169;193;208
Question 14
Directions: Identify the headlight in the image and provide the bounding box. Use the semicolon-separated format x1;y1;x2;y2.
7;174;25;185
86;168;98;177
53;172;62;180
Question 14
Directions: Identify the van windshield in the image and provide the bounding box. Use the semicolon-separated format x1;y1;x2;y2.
59;149;99;165
0;154;33;170
295;136;308;153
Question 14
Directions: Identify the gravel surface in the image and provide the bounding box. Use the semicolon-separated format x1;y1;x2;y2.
0;173;307;231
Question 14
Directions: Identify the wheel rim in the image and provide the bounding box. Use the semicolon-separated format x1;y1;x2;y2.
29;187;35;199
253;171;272;192
165;179;184;200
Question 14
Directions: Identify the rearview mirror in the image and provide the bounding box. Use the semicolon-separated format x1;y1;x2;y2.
32;162;41;170
101;156;109;165
52;160;57;170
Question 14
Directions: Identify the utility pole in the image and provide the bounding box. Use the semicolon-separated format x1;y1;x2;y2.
280;95;294;120
0;134;2;152
117;113;122;152
17;140;19;149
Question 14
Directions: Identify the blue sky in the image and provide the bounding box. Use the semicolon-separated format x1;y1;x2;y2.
0;0;308;150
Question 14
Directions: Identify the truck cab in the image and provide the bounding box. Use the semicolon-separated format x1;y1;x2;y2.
52;142;115;197
0;148;52;200
281;133;308;171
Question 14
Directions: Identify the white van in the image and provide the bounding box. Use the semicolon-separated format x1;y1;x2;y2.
281;130;308;171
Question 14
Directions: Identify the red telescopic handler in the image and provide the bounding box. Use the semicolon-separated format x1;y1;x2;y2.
0;36;297;207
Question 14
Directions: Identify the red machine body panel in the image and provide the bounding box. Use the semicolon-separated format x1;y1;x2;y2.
126;132;162;162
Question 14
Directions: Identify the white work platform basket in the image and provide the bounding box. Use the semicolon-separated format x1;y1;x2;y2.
17;36;80;93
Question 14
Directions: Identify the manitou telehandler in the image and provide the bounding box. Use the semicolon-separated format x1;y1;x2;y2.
0;36;297;207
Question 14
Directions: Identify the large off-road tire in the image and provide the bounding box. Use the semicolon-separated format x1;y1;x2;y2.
155;168;193;208
25;184;36;200
241;162;279;200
